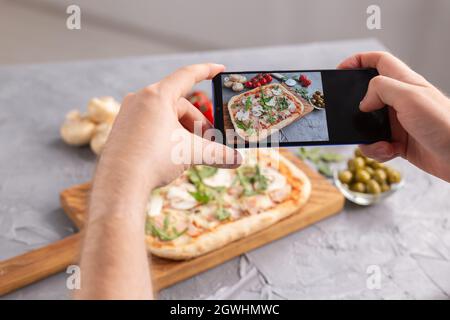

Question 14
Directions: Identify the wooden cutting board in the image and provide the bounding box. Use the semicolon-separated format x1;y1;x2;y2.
0;149;344;295
60;150;344;290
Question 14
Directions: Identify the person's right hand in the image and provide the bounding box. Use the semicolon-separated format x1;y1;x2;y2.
338;51;450;182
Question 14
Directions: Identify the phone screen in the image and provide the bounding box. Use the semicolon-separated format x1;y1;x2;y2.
212;68;391;148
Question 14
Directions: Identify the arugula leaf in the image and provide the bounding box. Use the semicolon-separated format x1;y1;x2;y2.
320;152;344;162
295;87;310;100
235;119;250;131
216;207;231;221
245;96;252;111
254;164;268;192
237;167;256;196
163;214;170;231
297;147;343;178
259;88;272;112
278;96;289;110
146;220;186;241
189;190;211;204
196;165;218;179
317;162;333;177
267;114;277;124
236;164;268;196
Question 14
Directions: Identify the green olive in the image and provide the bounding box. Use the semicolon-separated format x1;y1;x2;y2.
388;169;401;184
366;179;381;194
380;183;391;192
372;162;385;169
338;170;353;184
365;158;376;167
373;169;387;184
347;159;356;171
365;166;375;176
350;182;366;193
355;169;371;183
354;148;363;157
354;157;366;170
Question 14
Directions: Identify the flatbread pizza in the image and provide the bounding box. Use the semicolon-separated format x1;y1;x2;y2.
228;83;305;143
145;149;311;260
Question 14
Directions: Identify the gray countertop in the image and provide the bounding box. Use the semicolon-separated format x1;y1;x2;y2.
1;39;449;300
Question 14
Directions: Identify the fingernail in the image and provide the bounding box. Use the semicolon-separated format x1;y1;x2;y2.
234;150;243;165
359;98;366;110
374;144;393;159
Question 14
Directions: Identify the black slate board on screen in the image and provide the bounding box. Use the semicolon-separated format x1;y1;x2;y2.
213;68;391;147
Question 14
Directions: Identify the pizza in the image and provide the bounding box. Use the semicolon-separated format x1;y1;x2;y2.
145;149;311;260
228;83;305;143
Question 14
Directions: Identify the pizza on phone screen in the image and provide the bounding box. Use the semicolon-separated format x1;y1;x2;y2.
228;83;305;143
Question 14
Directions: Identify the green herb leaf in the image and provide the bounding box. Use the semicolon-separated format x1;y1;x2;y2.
146;220;186;241
237;167;256;196
278;96;289;110
297;147;343;177
196;165;218;179
245;96;252;111
320;152;344;162
216;207;231;221
163;214;170;231
317;161;333;177
254;164;268;192
235;119;250;131
189;190;211;204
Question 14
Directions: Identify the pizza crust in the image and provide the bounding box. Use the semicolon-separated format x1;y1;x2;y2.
145;150;311;260
227;84;305;143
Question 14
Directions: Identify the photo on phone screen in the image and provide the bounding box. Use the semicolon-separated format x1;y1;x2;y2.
212;69;391;148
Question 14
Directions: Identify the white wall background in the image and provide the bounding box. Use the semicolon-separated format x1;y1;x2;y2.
1;0;449;91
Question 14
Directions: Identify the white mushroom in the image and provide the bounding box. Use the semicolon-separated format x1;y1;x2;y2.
229;74;242;82
238;75;247;83
60;110;96;146
90;123;112;155
224;80;234;88
87;96;120;124
232;82;244;92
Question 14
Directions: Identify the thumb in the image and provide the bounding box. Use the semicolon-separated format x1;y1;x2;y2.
191;133;242;169
360;75;411;112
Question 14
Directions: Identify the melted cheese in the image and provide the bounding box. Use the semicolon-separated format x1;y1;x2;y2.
262;167;287;192
242;194;274;215
203;169;234;188
147;192;163;217
251;105;263;117
272;87;282;96
236;110;250;122
167;183;197;210
266;97;276;107
288;101;296;113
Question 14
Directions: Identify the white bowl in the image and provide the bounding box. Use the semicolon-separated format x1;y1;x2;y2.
333;165;405;206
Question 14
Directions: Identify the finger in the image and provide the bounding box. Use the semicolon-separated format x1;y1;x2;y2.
359;141;403;162
176;98;213;133
191;133;242;169
159;63;225;102
359;75;411;112
337;51;427;86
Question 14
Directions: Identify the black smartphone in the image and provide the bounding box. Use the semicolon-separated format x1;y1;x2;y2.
212;68;391;148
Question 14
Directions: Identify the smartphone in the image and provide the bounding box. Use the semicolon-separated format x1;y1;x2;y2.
212;68;391;148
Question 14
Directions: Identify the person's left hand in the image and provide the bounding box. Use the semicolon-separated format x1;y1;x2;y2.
96;63;241;196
